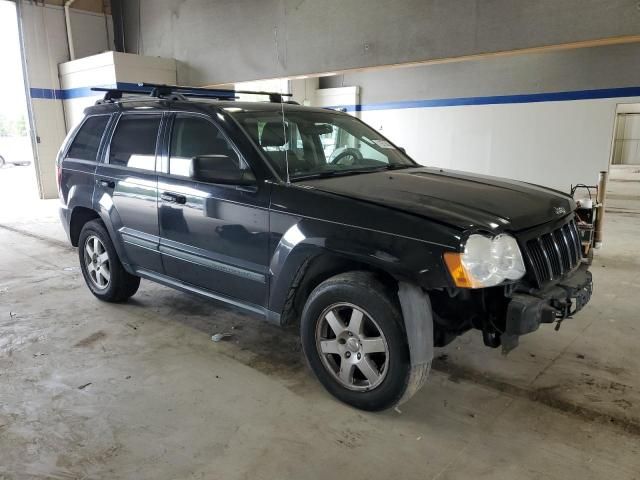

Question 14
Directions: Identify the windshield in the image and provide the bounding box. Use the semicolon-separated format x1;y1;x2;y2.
229;109;416;180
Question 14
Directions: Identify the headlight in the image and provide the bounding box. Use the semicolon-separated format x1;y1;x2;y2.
444;234;526;288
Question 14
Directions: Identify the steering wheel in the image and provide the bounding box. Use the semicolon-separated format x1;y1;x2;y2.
330;148;364;166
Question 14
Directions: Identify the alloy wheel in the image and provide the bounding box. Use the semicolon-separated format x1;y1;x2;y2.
315;302;389;391
84;235;111;289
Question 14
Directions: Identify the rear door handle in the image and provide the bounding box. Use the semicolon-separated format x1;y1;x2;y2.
161;192;187;204
97;178;115;188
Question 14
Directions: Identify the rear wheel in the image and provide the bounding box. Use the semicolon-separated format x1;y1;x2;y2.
78;220;140;302
301;271;413;411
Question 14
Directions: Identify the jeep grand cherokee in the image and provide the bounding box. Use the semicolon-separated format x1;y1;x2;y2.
57;85;593;411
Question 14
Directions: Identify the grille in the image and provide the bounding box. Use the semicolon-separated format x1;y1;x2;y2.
525;220;582;287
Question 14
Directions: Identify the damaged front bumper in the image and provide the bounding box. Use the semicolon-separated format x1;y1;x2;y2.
501;264;593;353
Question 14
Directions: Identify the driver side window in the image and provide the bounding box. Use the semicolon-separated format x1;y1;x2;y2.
169;115;246;178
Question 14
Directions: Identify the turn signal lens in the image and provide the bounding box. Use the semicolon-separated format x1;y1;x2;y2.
443;252;478;288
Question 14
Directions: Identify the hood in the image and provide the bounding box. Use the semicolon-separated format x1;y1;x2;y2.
298;167;575;232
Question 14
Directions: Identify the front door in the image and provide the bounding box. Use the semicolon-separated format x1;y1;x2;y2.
158;113;270;307
94;112;163;273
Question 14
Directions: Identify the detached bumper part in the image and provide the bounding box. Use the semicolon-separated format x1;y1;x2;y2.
501;265;593;353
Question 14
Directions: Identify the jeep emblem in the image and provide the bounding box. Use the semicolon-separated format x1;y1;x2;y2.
553;206;567;215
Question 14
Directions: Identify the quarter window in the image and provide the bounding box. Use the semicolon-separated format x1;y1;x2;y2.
169;115;246;177
66;115;109;161
109;114;161;170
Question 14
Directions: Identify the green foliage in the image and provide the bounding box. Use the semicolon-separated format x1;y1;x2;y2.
0;113;28;137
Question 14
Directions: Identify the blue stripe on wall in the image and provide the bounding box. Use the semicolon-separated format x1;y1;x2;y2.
28;82;146;100
29;83;640;108
328;86;640;112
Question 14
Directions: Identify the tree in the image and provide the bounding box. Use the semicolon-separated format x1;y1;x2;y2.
0;114;10;137
14;115;26;136
0;113;27;137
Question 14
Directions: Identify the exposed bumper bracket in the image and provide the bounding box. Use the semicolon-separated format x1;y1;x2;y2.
501;265;593;354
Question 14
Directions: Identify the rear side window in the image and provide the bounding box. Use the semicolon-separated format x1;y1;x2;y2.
66;115;109;161
108;114;161;171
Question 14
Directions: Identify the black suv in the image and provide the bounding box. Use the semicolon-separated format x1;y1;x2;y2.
57;85;593;411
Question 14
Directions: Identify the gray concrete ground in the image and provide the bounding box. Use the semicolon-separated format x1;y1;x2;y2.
1;165;639;479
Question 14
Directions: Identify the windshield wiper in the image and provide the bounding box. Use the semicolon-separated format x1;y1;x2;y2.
385;164;416;170
291;166;388;181
290;163;417;181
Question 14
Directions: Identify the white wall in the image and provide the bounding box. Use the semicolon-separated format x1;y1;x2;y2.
357;98;636;192
318;42;640;193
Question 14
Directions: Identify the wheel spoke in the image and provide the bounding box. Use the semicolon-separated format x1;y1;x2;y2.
320;339;340;355
338;361;355;385
93;237;100;255
100;265;110;282
361;337;385;354
85;242;94;257
357;357;380;385
325;310;346;336
87;262;96;273
348;308;364;334
96;272;105;287
98;252;109;265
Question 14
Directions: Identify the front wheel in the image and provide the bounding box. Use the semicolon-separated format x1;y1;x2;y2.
300;271;416;411
78;220;140;302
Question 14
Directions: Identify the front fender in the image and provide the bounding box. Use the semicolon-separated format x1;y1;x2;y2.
268;213;453;315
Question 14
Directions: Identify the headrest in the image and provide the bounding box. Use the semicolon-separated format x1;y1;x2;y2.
260;121;289;147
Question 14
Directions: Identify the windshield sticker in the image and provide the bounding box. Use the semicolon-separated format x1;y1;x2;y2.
372;139;394;149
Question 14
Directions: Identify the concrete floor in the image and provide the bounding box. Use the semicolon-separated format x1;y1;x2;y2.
1;165;639;479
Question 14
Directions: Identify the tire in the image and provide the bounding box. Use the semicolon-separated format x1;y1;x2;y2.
78;219;140;302
300;271;412;411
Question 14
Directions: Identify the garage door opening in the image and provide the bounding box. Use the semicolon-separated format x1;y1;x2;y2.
612;110;640;166
0;0;38;214
606;104;640;217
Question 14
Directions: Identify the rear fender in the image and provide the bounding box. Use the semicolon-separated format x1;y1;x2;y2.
92;191;135;274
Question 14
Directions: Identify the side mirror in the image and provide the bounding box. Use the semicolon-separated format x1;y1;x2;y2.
190;155;256;186
398;147;407;154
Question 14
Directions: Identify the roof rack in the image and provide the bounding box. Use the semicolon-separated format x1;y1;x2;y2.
92;83;296;105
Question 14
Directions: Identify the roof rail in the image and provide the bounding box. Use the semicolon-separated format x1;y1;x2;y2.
92;83;295;105
92;87;150;104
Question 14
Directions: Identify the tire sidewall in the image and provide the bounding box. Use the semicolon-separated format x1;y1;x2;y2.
78;221;124;300
301;277;411;411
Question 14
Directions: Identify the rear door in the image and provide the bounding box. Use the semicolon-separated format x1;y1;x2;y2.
157;112;270;307
94;112;164;273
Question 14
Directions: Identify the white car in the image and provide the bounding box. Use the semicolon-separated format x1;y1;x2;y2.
0;153;31;167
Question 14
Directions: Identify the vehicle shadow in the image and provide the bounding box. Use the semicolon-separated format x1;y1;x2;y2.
130;285;309;382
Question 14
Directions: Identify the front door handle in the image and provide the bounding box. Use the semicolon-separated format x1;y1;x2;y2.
161;192;187;204
97;178;115;188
